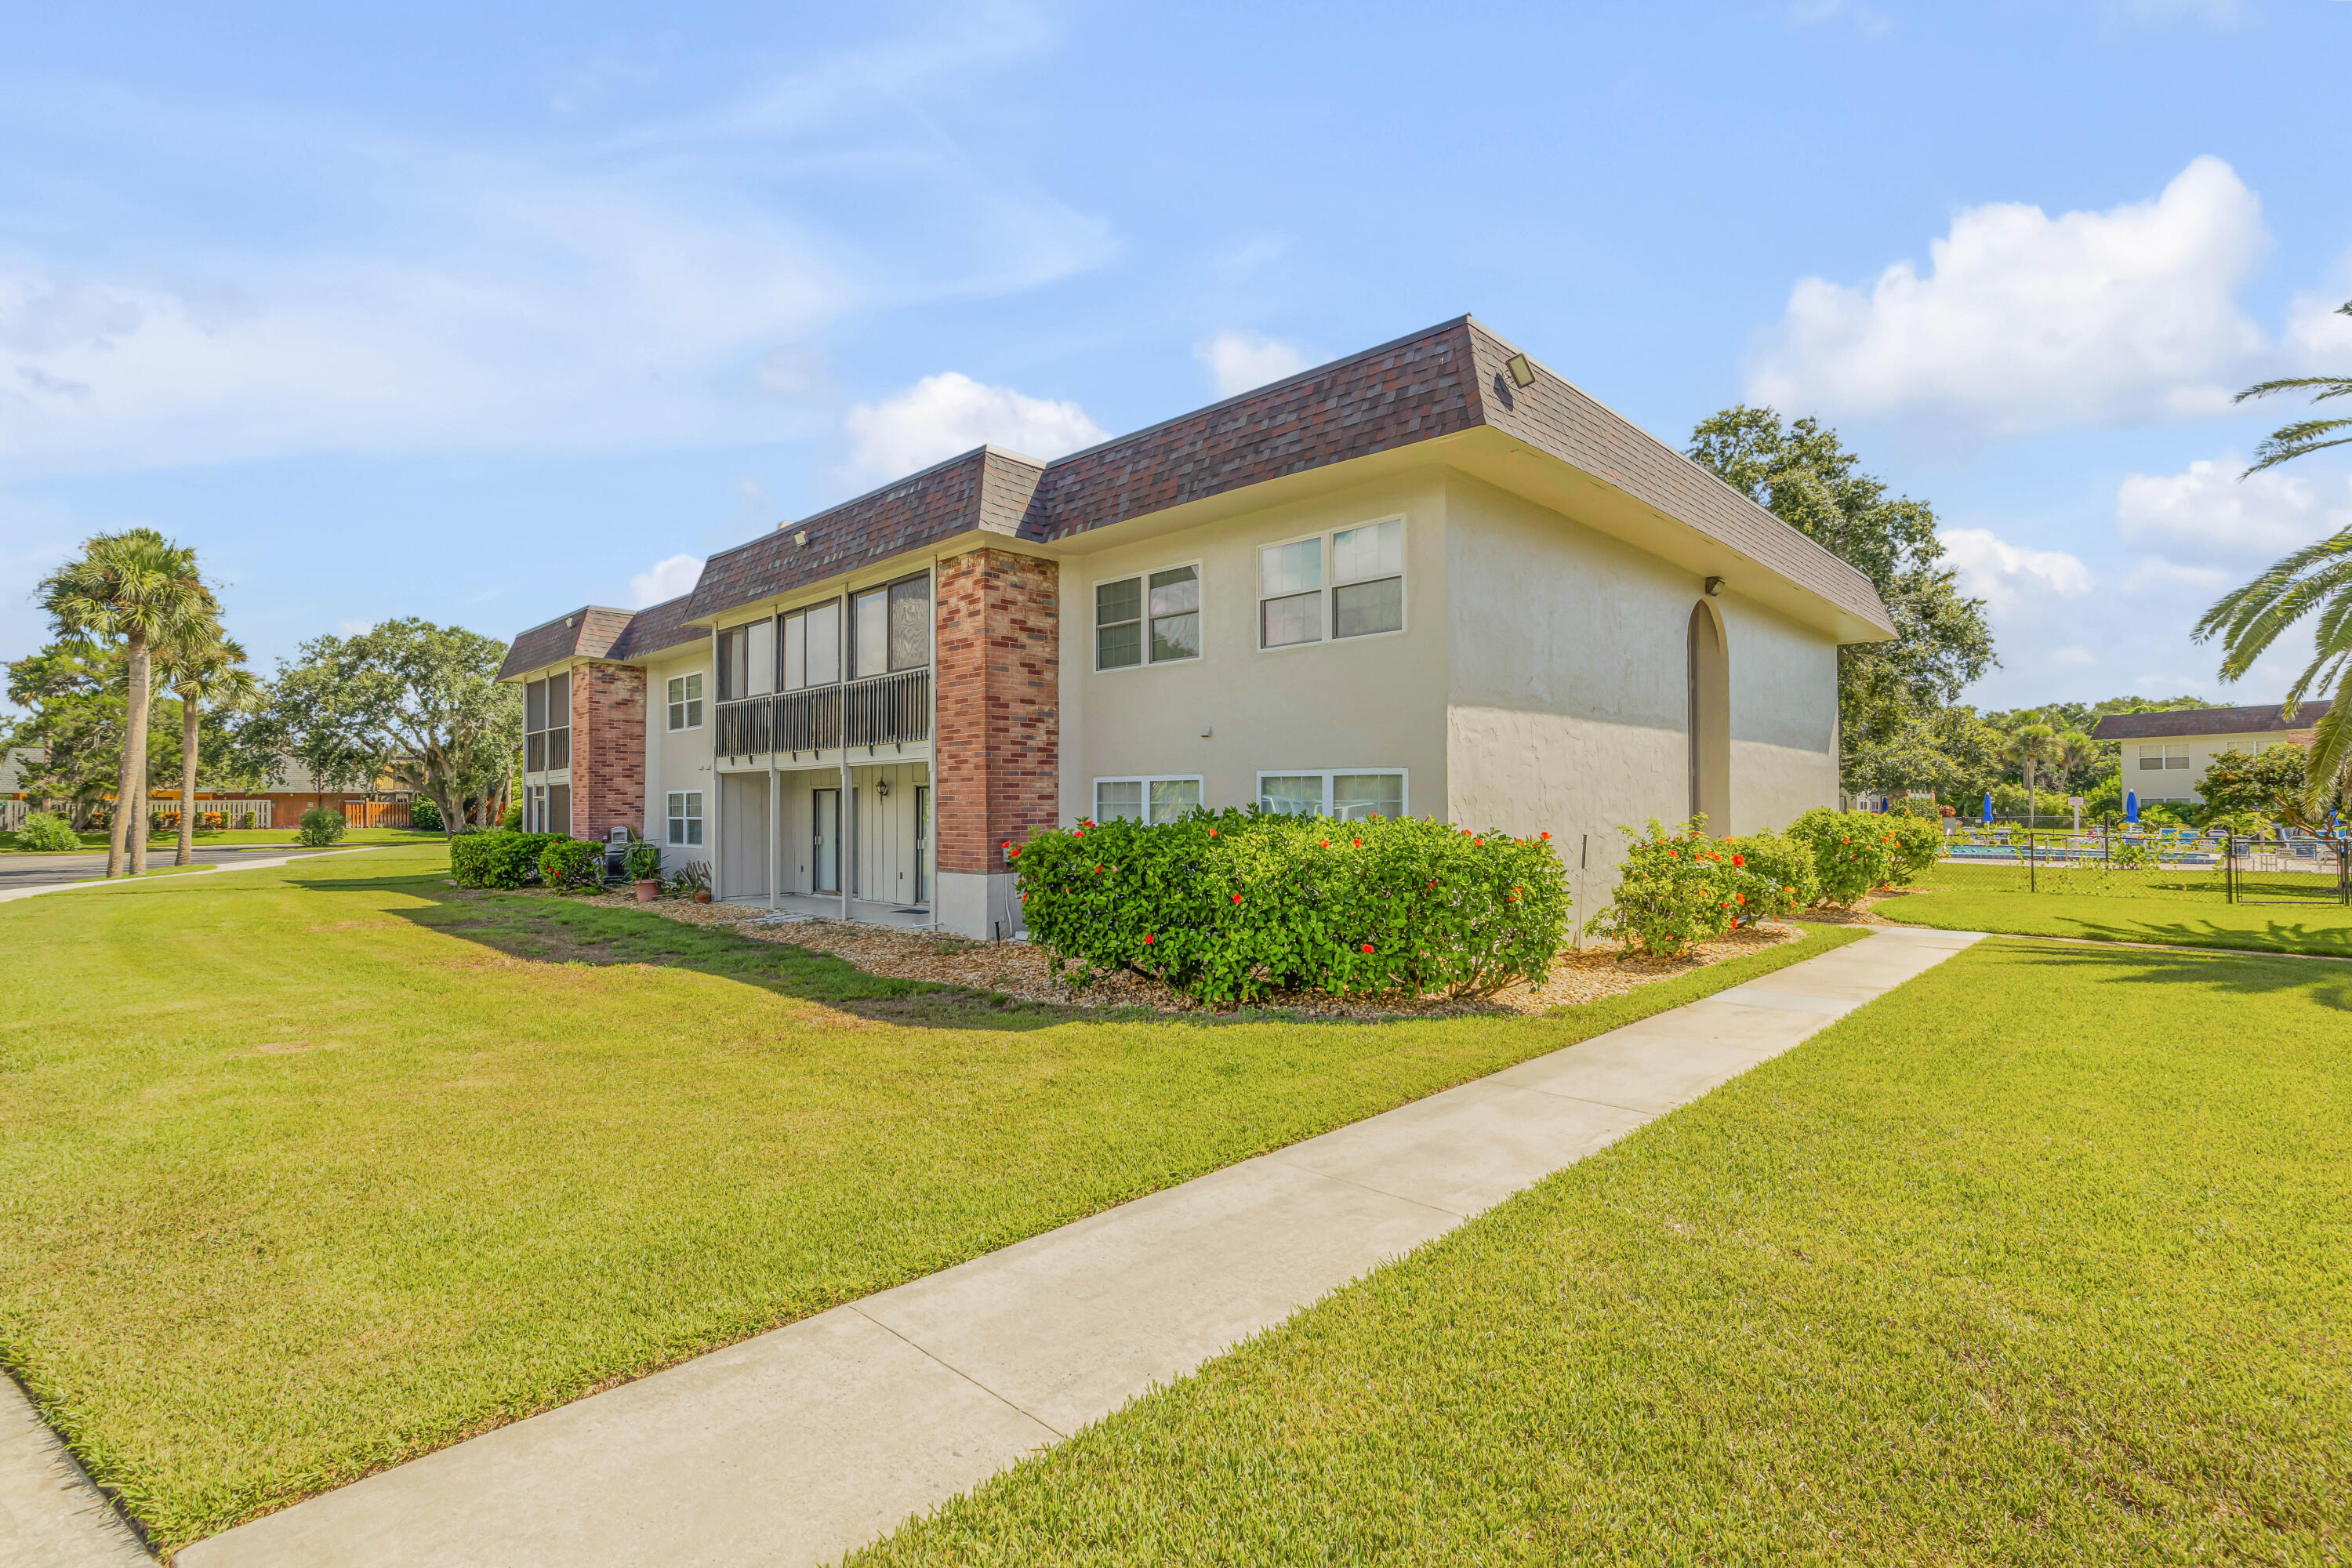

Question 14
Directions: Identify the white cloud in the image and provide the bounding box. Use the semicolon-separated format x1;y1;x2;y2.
2116;453;2352;561
2103;0;2248;27
2123;557;2231;594
1939;527;2095;613
2284;285;2352;368
1750;156;2268;432
627;554;705;608
1196;330;1315;397
842;372;1107;479
0;22;1116;474
2053;646;2097;668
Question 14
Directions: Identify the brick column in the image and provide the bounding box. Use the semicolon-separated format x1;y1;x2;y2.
935;548;1060;885
569;662;648;842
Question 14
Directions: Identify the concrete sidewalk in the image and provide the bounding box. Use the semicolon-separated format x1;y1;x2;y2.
176;925;1984;1568
0;1375;151;1568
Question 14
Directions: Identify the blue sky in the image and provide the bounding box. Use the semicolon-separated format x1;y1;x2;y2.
5;0;2350;714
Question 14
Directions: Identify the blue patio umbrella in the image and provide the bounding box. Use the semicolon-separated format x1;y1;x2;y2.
1980;791;1992;825
2125;789;2139;824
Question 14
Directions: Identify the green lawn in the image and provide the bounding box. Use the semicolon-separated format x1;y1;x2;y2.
0;826;443;852
855;938;2352;1566
1881;884;2352;958
0;844;1861;1553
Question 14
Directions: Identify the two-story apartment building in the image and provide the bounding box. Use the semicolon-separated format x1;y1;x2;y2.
2090;702;2332;807
495;316;1896;938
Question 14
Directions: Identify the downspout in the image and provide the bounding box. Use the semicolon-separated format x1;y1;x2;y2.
768;613;780;911
709;625;723;902
927;554;941;930
838;593;851;923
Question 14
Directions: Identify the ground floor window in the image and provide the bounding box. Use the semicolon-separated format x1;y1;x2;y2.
1257;769;1406;821
1094;775;1203;825
666;790;704;847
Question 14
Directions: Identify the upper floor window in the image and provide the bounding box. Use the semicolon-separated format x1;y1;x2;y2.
2138;745;2190;771
1095;564;1200;670
850;572;932;680
1259;518;1404;649
524;670;572;772
666;673;703;731
782;601;841;691
716;621;774;701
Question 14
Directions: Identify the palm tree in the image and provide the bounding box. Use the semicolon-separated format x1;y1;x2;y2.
157;619;258;866
2004;723;2060;829
2195;301;2352;811
2238;300;2352;474
2058;730;2097;825
39;531;212;878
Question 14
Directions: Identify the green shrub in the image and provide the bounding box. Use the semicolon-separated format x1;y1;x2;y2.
295;808;347;847
1014;808;1570;1006
449;829;564;889
408;796;444;833
622;841;662;880
1880;813;1944;881
538;838;607;891
1719;827;1819;916
500;803;523;831
1586;819;1788;957
15;811;79;851
1787;808;1900;904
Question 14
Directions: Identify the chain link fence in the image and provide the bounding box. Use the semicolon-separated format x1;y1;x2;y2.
1917;827;2350;905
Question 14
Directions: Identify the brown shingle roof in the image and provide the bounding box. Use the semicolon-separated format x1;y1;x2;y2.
513;314;1896;652
2090;702;2331;741
495;606;633;681
681;447;1040;622
607;594;705;661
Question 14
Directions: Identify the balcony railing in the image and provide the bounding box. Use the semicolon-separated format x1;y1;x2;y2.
776;685;841;751
713;669;933;757
846;668;931;747
715;696;771;757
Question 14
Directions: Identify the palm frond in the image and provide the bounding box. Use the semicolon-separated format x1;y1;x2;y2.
2246;418;2352;475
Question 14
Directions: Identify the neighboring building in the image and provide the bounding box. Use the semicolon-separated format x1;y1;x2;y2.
497;316;1895;937
2090;702;2331;807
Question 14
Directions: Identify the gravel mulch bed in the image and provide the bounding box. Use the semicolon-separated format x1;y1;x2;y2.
557;889;1819;1018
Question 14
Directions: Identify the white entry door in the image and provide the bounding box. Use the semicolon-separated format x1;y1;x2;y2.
812;788;840;894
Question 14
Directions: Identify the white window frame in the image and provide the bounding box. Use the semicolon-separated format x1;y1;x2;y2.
1253;768;1410;821
1091;775;1205;825
2137;744;2191;771
1091;561;1204;673
666;789;704;848
1256;516;1407;653
666;672;704;732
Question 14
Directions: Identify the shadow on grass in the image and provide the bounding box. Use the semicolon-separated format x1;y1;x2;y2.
296;870;1109;1031
1984;930;2352;1006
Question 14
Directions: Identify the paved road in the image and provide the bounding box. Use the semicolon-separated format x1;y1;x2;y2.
0;846;347;895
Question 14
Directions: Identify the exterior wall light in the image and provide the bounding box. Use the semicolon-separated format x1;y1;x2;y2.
1504;354;1536;389
1704;576;1726;597
793;530;809;548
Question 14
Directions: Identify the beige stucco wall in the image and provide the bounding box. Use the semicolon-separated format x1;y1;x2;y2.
2119;731;2301;805
1439;473;1838;910
643;645;714;870
1720;592;1839;829
1057;468;1453;822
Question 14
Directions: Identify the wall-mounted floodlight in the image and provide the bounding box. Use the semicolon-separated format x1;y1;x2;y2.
793;530;809;548
1704;576;1726;597
1504;353;1536;388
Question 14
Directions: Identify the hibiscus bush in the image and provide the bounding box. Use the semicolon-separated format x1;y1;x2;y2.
1880;811;1944;880
1786;808;1903;904
1013;808;1570;1006
1720;827;1820;916
1586;818;1791;957
539;838;608;891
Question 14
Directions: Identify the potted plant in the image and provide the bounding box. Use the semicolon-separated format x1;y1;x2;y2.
624;841;663;902
671;861;713;903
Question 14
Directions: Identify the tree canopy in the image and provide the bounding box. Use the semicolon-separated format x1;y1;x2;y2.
260;619;519;838
1687;406;1994;789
